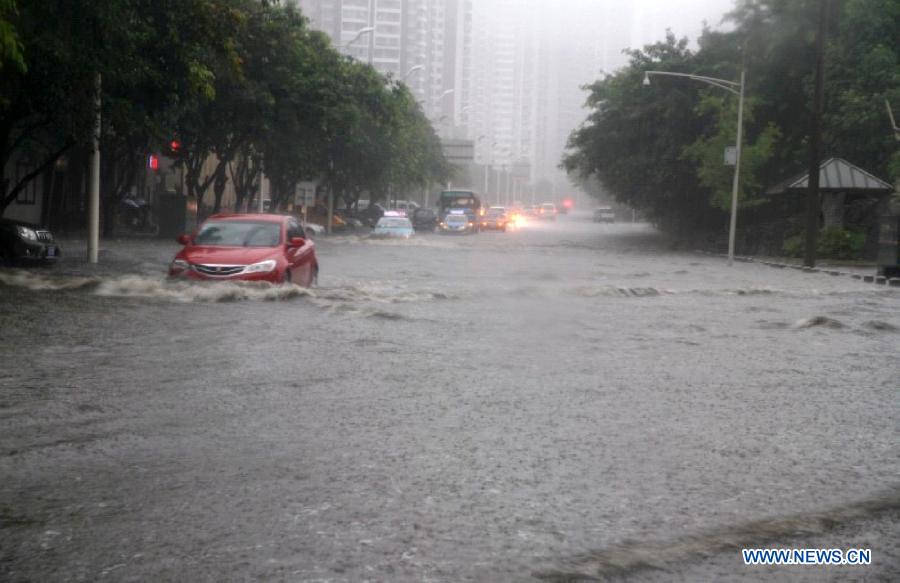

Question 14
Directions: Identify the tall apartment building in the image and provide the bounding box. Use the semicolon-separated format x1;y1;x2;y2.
469;0;631;195
469;0;519;169
297;0;472;139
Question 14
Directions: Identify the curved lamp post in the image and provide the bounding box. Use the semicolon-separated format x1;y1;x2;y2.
342;26;374;48
643;69;746;266
342;27;375;64
404;65;424;81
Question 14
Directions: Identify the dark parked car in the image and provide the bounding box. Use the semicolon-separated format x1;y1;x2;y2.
412;207;438;231
0;218;61;266
358;203;387;227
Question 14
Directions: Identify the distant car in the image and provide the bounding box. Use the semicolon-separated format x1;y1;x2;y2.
522;206;539;219
373;215;415;239
0;218;61;266
481;207;511;231
390;200;421;214
412;207;438;231
168;214;318;286
439;211;476;234
358;203;387;227
593;207;616;223
538;203;557;220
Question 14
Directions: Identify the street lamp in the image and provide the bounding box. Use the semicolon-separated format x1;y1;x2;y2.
404;65;424;81
644;69;746;266
342;26;374;49
342;26;375;64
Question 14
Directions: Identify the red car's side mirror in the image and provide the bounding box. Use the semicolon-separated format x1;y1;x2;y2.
287;236;306;248
176;234;191;245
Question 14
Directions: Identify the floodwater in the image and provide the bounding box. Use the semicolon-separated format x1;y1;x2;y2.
1;214;898;581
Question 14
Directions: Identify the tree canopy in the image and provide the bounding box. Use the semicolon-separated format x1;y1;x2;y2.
1;0;449;229
564;0;899;237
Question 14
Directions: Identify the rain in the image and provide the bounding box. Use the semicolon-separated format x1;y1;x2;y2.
1;1;898;581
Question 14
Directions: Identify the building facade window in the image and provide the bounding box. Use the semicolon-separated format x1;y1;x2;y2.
15;163;37;205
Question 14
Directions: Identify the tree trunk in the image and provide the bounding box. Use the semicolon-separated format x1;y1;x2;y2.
212;161;228;214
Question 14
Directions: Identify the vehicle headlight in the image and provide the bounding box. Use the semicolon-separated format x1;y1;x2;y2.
244;259;277;273
16;226;37;241
170;259;190;273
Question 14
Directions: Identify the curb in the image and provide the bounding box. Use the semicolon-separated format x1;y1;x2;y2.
694;250;897;286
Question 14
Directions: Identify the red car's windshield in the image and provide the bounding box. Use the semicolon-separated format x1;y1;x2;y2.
194;221;281;247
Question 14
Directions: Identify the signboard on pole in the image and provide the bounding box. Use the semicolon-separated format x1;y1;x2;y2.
441;140;475;163
724;146;737;166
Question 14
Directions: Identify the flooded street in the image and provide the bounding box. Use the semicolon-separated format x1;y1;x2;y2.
1;214;898;581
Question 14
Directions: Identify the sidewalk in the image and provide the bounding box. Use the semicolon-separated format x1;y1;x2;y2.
697;250;899;286
749;255;876;278
52;237;181;277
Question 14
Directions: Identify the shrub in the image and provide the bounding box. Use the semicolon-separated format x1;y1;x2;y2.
818;226;865;259
781;227;866;259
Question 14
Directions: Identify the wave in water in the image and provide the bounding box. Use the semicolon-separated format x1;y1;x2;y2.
791;316;846;329
535;488;900;581
1;270;455;309
0;270;312;303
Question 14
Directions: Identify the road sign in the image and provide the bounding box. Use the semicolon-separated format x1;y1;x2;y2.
442;140;475;163
724;146;737;166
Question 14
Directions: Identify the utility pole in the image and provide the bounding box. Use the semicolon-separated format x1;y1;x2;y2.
805;0;829;267
505;169;511;207
258;171;266;213
87;73;101;263
326;160;334;234
727;69;746;267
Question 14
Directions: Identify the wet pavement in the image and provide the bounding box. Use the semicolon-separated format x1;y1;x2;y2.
1;214;898;581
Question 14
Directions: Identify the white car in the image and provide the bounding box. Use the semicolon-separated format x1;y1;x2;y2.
390;200;421;214
593;207;616;223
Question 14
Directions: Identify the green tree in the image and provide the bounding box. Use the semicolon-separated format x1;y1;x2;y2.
0;0;24;74
0;0;101;214
565;33;719;233
824;0;900;180
565;0;899;241
682;93;782;211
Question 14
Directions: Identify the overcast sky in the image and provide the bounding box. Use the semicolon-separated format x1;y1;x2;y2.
630;0;737;49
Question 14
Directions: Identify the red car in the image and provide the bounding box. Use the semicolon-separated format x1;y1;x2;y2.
168;214;318;286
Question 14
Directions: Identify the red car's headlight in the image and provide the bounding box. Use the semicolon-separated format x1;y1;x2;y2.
170;259;189;274
244;259;277;274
